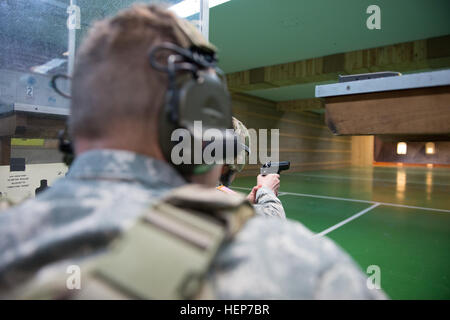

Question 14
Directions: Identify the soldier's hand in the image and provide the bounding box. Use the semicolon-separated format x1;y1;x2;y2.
257;174;280;196
246;185;261;204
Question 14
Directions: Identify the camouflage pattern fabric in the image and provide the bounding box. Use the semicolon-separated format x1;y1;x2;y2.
0;149;185;291
208;216;386;299
253;187;286;219
0;149;386;299
215;185;285;219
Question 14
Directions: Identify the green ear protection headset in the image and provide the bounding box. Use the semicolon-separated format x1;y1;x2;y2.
149;42;234;177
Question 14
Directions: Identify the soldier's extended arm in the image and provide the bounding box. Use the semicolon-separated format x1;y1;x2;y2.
252;161;289;218
253;186;286;219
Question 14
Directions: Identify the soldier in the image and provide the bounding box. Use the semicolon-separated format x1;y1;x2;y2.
217;117;286;219
0;4;386;299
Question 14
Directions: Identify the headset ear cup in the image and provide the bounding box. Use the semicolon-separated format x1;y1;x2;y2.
158;96;194;176
158;71;232;177
178;72;232;132
158;76;200;176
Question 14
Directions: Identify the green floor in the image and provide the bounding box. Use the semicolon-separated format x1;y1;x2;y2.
232;166;450;299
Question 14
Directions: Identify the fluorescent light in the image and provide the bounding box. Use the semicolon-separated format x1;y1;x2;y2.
425;142;435;155
209;0;231;8
397;142;407;155
169;0;231;18
31;58;67;74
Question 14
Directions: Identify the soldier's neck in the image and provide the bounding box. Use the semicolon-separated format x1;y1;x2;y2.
74;137;165;162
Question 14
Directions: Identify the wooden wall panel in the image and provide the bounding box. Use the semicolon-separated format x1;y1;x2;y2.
351;136;374;166
324;86;450;135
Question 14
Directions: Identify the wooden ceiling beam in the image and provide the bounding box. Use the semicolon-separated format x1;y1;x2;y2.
324;86;450;136
226;35;450;92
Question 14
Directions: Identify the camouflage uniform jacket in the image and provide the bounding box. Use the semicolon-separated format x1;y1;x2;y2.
254;186;286;219
0;150;386;299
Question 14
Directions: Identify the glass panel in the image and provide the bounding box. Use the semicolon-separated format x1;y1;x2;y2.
75;1;203;46
0;0;209;203
0;0;70;111
0;0;71;202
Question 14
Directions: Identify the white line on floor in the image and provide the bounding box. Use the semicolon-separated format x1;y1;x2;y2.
231;187;450;213
314;203;381;237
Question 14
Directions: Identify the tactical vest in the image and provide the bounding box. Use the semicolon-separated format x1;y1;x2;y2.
6;184;254;299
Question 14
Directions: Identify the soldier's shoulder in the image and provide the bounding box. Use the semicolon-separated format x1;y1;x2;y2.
235;216;346;260
208;216;362;299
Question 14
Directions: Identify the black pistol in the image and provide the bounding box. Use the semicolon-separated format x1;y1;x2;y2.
260;161;290;176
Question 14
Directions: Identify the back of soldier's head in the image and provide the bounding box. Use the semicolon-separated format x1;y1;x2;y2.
69;5;189;143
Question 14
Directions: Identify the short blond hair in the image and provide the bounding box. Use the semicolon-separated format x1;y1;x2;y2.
69;4;190;139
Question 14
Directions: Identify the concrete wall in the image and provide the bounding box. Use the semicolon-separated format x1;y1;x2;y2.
374;138;450;165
